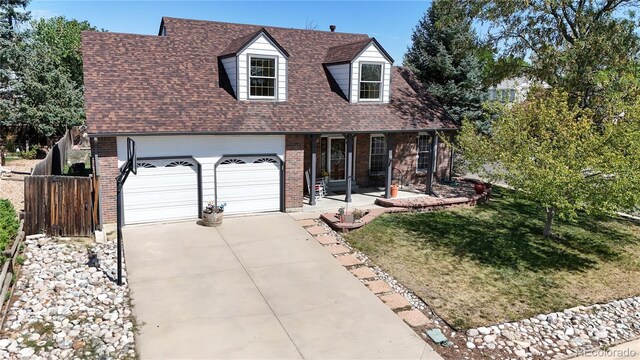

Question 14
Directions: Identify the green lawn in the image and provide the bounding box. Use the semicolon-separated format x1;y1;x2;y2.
345;188;640;329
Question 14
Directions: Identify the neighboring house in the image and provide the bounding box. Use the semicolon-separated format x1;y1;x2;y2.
486;76;550;104
82;17;457;225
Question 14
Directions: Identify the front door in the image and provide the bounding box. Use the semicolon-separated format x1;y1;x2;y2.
328;137;345;181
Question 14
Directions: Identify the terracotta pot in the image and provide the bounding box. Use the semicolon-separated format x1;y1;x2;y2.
202;211;223;227
390;184;399;198
474;183;486;195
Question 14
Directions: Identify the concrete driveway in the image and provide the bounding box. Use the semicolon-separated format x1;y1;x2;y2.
123;213;439;360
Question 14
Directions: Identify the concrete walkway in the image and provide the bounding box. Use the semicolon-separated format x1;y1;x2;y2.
123;213;439;359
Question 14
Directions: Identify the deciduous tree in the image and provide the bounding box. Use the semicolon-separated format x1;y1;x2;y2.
31;16;98;87
459;90;640;236
468;0;640;115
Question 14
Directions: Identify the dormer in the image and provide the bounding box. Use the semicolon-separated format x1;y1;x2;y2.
324;38;394;104
219;28;289;101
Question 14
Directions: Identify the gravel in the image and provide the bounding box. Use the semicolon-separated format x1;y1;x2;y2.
0;234;136;359
465;298;640;359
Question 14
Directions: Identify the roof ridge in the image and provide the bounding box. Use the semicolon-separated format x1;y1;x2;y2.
161;16;369;37
327;38;372;49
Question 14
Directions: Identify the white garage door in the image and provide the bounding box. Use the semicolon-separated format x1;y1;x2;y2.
123;158;199;224
216;156;281;215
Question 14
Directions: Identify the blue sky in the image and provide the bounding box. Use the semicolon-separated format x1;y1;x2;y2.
28;0;434;64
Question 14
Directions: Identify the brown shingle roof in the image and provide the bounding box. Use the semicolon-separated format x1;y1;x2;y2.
82;17;456;136
324;39;372;64
220;28;290;58
324;38;394;64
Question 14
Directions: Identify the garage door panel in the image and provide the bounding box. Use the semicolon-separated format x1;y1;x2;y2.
124;158;199;224
216;156;281;215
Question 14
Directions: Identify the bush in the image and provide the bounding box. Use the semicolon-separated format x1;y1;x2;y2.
19;148;38;160
0;200;19;252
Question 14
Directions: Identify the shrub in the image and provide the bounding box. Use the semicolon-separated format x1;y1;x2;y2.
352;208;365;220
19;148;38;160
0;200;19;253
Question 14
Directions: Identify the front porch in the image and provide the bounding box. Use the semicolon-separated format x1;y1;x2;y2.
298;131;455;213
302;187;427;214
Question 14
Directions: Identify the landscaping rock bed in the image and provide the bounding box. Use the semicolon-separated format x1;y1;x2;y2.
324;209;640;360
465;297;640;359
0;235;136;359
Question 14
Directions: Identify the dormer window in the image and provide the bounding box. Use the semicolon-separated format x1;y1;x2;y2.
359;63;383;101
324;38;393;104
249;56;277;98
219;28;289;102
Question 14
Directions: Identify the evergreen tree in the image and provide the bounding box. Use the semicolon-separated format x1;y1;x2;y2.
0;0;30;145
11;42;84;143
404;0;486;125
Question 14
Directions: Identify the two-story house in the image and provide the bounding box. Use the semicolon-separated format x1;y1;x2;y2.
82;17;457;225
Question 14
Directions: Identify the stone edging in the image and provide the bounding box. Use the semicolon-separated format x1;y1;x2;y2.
297;219;432;329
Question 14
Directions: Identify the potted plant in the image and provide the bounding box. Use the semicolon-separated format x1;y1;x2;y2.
474;182;486;195
337;206;354;223
390;184;399;198
202;201;226;227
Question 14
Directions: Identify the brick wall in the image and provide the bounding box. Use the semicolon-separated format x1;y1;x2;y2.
284;135;304;211
93;137;118;224
354;134;370;187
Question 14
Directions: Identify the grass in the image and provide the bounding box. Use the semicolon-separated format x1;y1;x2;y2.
345;188;640;329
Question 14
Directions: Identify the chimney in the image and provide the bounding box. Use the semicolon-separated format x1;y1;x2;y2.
329;25;336;32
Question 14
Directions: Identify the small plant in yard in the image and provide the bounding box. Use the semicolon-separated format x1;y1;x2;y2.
352;208;365;222
16;255;25;265
203;201;226;214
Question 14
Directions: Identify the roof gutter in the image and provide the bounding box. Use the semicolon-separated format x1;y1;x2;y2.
87;128;459;138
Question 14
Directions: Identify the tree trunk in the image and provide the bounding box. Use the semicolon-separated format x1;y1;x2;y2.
543;206;556;237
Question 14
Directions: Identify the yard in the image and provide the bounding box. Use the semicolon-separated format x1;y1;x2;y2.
345;188;640;329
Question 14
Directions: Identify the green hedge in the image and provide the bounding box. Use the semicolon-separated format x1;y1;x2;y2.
0;200;19;252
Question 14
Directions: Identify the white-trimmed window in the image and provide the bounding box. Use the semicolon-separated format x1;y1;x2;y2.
359;63;383;100
369;135;386;174
249;56;276;98
417;134;432;173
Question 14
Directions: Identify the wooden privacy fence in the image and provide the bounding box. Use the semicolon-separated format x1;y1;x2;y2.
24;176;94;236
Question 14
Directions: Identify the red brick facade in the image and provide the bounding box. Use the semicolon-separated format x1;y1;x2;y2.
284;135;305;211
93;137;118;224
95;133;453;219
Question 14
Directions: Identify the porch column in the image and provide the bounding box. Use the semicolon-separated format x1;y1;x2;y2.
426;132;439;195
345;134;354;203
310;134;317;206
385;133;393;199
